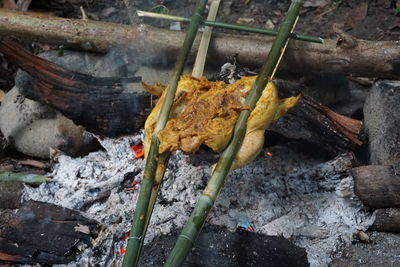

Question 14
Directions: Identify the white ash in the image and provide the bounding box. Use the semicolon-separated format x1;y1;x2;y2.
220;63;237;84
23;133;373;266
210;149;374;267
23;133;208;266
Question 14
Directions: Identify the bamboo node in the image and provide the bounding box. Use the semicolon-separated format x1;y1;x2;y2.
179;234;195;243
128;236;142;241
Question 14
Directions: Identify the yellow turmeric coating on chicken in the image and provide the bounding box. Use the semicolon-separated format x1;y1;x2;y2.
143;75;299;170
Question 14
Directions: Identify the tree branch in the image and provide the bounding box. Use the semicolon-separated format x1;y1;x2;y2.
1;9;400;79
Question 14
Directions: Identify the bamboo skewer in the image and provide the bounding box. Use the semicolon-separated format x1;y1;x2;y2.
137;9;323;43
122;1;208;266
164;1;304;266
192;0;221;77
141;0;221;256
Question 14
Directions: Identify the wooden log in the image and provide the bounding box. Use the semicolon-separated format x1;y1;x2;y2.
1;9;400;79
270;96;362;154
369;208;400;233
0;200;100;265
0;40;150;137
0;181;23;209
352;165;400;209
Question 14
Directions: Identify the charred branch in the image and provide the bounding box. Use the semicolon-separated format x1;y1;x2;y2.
369;208;400;233
0;40;150;137
0;200;101;265
270;96;362;154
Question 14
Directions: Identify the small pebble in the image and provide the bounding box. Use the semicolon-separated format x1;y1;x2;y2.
170;22;181;31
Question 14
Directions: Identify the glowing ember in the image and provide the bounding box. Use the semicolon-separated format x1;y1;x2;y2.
130;144;144;158
265;151;273;157
126;186;139;190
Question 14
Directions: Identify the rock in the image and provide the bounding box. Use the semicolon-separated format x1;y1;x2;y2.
0;87;100;158
265;19;275;29
0;181;24;209
363;80;400;166
0;49;133;158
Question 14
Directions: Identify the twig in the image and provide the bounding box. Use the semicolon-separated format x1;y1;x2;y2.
17;159;48;169
80;6;88;20
137;9;323;43
192;0;221;77
0;171;52;185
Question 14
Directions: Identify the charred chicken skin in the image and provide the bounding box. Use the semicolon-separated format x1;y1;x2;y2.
143;75;299;170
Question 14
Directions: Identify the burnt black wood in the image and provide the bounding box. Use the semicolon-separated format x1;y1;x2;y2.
0;41;151;137
0;200;100;264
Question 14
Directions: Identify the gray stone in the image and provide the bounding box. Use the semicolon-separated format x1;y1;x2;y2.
0;87;100;158
363;80;400;166
0;49;134;158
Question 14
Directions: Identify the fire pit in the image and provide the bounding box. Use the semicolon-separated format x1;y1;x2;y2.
16;131;370;266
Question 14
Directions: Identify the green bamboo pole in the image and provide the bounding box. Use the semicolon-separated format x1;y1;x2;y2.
141;152;169;243
137;9;323;44
0;171;52;185
164;1;304;266
138;0;222;258
121;1;208;266
141;0;221;240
